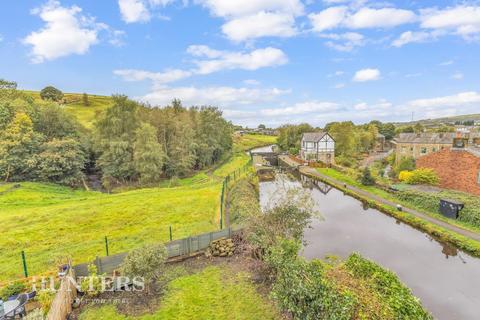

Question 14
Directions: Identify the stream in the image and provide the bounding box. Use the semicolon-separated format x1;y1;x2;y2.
259;171;480;320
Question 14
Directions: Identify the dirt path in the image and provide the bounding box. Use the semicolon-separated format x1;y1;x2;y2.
300;166;480;242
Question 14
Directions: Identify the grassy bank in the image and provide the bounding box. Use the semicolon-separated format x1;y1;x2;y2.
79;265;282;320
317;168;480;233
308;169;480;257
0;134;272;282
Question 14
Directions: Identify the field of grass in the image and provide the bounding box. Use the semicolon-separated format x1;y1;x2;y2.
0;134;274;282
79;266;281;320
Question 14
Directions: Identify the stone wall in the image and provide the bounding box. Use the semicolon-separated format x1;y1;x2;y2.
416;149;480;196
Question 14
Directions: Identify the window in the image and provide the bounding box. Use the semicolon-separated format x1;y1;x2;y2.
421;147;427;154
410;147;414;151
432;147;437;152
477;171;480;185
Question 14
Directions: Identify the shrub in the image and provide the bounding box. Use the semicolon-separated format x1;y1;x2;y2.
80;264;103;297
360;167;375;186
25;308;45;320
37;289;55;315
121;244;168;287
40;86;63;102
398;170;413;182
0;281;26;300
405;168;439;185
394;156;415;174
336;155;356;168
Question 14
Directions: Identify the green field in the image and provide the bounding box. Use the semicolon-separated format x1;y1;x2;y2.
0;134;275;282
79;266;281;320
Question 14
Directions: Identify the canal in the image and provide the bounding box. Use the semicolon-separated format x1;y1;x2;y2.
259;171;480;320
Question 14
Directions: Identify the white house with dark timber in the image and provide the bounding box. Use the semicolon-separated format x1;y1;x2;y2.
300;132;335;164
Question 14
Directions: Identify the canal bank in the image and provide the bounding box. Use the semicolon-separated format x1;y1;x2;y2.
259;172;480;320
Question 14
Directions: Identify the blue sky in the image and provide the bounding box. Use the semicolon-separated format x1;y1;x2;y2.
0;0;479;127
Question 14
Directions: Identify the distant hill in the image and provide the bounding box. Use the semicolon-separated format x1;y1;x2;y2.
394;113;480;127
23;91;113;129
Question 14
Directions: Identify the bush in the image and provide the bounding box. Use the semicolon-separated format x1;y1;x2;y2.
395;156;415;174
360;167;375;186
398;170;413;182
0;281;26;300
80;264;103;297
405;168;439;185
345;253;432;319
335;155;356;168
40;86;63;102
37;289;55;315
121;244;168;286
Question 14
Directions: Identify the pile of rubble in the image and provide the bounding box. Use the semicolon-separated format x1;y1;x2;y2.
206;237;235;257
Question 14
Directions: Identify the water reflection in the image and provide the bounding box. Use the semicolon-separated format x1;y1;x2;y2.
259;172;480;320
300;174;332;195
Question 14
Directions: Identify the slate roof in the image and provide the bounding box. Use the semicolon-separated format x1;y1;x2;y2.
302;132;327;142
393;133;456;144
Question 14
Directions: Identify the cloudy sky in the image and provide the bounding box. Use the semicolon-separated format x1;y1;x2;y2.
1;0;479;127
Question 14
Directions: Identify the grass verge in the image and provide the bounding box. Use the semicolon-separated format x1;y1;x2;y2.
78;266;281;320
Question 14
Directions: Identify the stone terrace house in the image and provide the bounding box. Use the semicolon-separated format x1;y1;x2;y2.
392;133;457;164
300;132;335;164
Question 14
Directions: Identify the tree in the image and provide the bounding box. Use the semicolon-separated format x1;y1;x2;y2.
94;95;140;186
82;93;90;106
36;139;86;186
328;121;357;156
34;103;80;140
360;167;375;186
0;113;42;181
379;123;396;140
133;123;164;184
40;86;64;102
277;123;314;153
258;124;266;129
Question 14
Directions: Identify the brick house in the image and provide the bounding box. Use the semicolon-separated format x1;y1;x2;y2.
416;148;480;195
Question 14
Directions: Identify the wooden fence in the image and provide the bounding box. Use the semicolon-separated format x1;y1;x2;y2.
47;266;77;320
73;227;233;277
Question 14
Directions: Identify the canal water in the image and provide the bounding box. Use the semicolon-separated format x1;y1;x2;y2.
259;172;480;320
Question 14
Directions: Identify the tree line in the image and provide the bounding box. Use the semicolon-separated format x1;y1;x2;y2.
0;80;233;189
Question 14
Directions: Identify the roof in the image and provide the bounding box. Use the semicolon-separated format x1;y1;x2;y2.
393;133;456;144
302;132;327;142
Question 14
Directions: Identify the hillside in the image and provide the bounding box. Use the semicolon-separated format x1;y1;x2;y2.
395;113;480;127
0;133;276;282
23;91;113;129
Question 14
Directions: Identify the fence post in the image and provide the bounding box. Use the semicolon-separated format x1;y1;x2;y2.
105;236;109;256
169;226;173;241
220;181;225;229
21;251;28;278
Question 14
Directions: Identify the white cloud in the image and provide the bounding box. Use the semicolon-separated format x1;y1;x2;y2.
346;7;416;29
407;91;480;108
451;72;463;80
420;6;480;40
333;83;345;89
439;60;454;66
321;32;364;51
221;12;297;42
118;0;150;23
198;0;304;18
23;1;105;63
353;68;381;82
190;46;288;74
114;69;192;84
198;0;303;41
309;6;347;32
116;46;288;85
392;30;435;47
118;0;174;23
139;85;289;106
310;6;416;33
0;34;3;42
261;101;339;116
